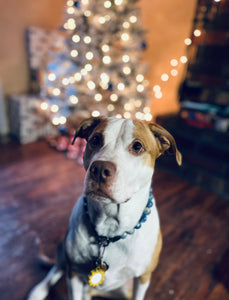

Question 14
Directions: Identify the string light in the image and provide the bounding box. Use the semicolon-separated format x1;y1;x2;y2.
137;84;144;92
103;55;111;64
144;113;153;121
123;22;130;29
71;50;78;57
59;116;67;125
117;82;125;90
40;102;48;110
124;112;131;119
84;36;91;44
170;59;178;67
129;15;137;23
67;7;74;14
136;74;144;82
92;110;100;117
124;102;134;111
161;73;169;82
74;72;82;81
184;38;192;45
87;81;96;90
100;73;110;83
155;91;162;99
153;85;161;93
121;33;130;41
171;69;178;77
52;117;60;126
115;0;123;5
143;107;151;114
102;44;110;52
99;17;106;24
84;10;91;17
53;88;61;96
122;54;130;63
180;56;188;63
72;34;80;43
100;81;108;90
135;112;144;120
107;104;115;111
123;66;131;75
51;104;59;113
85;51;94;60
81;68;88;76
94;93;102;101
110;93;118;102
67;0;74;6
48;73;56;81
104;1;112;8
193;29;201;37
67;18;76;30
85;63;93;71
69;95;78;104
105;15;111;22
135;100;142;108
62;78;69;85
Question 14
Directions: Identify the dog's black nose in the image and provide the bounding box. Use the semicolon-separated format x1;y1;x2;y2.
90;161;116;183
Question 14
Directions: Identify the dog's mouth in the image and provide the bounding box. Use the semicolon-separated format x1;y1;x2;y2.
85;189;131;204
86;188;115;203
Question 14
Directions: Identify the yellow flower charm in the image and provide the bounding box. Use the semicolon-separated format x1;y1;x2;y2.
88;267;105;287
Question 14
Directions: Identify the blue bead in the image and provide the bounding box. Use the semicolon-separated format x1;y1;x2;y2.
121;232;128;239
135;222;142;229
144;207;151;215
147;200;153;208
127;228;135;235
140;215;147;223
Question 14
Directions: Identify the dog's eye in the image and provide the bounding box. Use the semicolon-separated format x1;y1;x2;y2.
131;141;145;154
89;133;103;148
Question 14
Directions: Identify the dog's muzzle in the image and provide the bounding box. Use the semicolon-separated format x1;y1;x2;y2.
89;160;116;185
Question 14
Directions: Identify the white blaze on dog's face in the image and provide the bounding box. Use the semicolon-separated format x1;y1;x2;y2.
73;117;181;204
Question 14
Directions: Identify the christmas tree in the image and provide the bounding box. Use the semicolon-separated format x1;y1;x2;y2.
40;0;152;128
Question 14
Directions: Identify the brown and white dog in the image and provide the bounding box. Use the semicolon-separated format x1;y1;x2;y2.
28;117;181;300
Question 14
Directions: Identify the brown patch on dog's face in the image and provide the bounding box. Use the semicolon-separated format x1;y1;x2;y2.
132;120;182;168
83;118;108;170
132;120;159;169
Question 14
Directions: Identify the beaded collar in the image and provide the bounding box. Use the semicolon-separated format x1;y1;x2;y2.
83;188;154;287
83;188;154;246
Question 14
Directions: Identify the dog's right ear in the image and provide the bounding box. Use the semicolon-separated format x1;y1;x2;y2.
72;117;106;144
148;123;182;166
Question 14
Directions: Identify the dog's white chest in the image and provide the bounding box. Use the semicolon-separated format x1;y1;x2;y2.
66;196;160;292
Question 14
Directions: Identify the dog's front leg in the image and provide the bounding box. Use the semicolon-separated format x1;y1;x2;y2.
27;265;63;300
67;273;91;300
132;277;150;300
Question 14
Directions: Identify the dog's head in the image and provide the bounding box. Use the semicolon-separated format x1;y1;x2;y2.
73;117;182;204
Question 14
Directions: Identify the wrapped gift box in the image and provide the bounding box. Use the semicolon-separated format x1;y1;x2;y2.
8;95;58;144
26;26;66;93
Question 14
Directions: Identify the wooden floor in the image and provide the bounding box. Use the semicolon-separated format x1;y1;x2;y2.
0;140;229;300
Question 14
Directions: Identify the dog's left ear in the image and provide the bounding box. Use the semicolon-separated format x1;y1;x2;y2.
148;123;182;166
72;117;106;144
